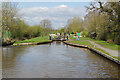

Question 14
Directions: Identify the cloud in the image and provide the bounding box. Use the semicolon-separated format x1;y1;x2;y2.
18;4;86;29
56;5;68;8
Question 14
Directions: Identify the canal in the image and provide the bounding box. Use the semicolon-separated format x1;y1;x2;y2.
2;41;119;78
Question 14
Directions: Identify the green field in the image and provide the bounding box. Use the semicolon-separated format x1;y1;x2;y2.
14;36;51;44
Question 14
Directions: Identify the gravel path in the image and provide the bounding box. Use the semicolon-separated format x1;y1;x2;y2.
88;40;119;57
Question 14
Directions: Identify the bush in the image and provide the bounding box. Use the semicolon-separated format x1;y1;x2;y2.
81;31;88;37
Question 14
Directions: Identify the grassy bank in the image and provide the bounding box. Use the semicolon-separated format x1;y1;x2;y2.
70;36;119;50
69;36;120;60
69;41;93;47
87;38;119;50
70;37;90;40
14;36;51;44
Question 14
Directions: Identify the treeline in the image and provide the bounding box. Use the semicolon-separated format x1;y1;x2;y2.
60;2;120;44
1;2;53;43
7;18;53;40
1;2;120;45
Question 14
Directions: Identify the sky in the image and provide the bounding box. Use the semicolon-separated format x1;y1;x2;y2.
18;2;90;29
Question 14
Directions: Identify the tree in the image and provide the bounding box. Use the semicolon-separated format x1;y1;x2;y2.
31;25;43;37
40;19;52;36
85;2;120;44
40;19;52;29
84;10;109;40
58;28;65;33
66;17;83;33
2;2;18;41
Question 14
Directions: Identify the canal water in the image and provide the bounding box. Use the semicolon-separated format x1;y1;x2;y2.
2;41;119;78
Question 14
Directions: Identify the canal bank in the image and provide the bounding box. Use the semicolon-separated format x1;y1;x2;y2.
13;38;120;65
7;36;120;65
2;41;119;78
63;41;120;65
13;40;53;46
12;36;52;46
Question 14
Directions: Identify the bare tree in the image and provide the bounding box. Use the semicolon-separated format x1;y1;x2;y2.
40;19;52;29
2;2;18;29
40;19;52;36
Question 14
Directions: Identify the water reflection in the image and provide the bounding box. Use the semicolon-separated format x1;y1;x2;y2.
3;46;30;68
2;41;119;78
85;50;119;78
55;41;61;45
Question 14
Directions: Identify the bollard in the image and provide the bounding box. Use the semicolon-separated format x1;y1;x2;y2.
67;36;68;40
49;36;51;40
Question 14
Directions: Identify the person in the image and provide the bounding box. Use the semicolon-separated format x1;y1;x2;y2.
66;34;69;40
76;32;79;40
64;32;66;39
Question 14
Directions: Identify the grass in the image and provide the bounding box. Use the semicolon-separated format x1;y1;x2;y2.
92;47;119;60
51;36;58;38
14;36;51;44
69;37;119;60
94;41;119;50
69;40;93;46
70;36;119;50
88;38;119;50
70;36;90;40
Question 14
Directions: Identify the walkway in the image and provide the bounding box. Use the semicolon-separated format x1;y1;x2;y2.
88;40;119;57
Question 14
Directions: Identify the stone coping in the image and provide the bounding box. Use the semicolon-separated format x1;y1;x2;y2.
13;40;53;46
63;41;120;65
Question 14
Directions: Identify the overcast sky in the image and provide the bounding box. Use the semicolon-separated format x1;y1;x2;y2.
18;2;90;29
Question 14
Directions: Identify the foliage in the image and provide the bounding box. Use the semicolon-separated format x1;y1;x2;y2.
81;30;88;37
63;2;120;45
1;2;54;44
66;17;84;33
2;2;120;45
2;2;18;41
86;2;120;44
58;28;65;33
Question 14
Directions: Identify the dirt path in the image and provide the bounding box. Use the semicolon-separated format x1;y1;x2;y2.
88;40;119;57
